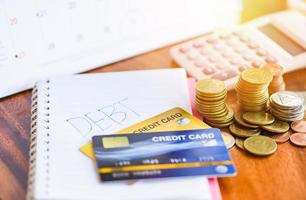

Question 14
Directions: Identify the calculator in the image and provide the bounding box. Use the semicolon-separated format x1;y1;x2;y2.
170;10;306;89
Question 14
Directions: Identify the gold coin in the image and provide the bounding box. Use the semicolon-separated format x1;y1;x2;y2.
238;94;268;100
244;135;277;156
238;93;269;101
261;120;289;133
236;83;269;93
235;137;245;150
196;89;226;98
205;119;233;128
200;109;227;118
239;102;268;108
229;123;261;138
238;98;268;106
238;92;269;98
195;100;225;108
241;68;273;85
196;103;226;110
207;117;233;125
242;111;275;125
196;79;226;95
240;105;268;112
196;95;226;102
196;106;228;116
207;109;233;122
234;112;259;128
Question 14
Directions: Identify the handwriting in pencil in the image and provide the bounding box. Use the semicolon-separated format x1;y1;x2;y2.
66;98;140;138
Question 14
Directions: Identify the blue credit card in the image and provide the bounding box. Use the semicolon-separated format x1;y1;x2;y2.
92;128;236;181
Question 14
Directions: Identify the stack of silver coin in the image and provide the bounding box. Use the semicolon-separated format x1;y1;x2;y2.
269;91;304;122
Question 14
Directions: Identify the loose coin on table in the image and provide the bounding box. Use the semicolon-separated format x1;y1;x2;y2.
221;132;235;149
291;120;306;133
234;112;259;128
235;137;245;150
229;123;261;138
270;131;291;143
244;135;277;156
242;111;275;125
261;120;289;134
290;133;306;147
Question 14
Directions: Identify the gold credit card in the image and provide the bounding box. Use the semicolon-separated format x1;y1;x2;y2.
80;107;210;159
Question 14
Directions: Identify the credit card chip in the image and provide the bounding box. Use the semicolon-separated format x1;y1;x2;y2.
102;137;129;148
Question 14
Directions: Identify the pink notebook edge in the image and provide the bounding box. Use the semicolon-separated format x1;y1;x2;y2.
187;78;222;200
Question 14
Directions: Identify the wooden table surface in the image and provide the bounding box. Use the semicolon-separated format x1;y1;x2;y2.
0;44;306;200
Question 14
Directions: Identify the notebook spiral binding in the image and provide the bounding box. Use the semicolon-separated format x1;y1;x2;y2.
27;80;51;200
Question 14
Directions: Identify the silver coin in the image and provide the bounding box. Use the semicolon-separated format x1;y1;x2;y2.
272;112;304;122
270;102;304;112
270;101;305;121
294;92;306;110
270;108;304;119
270;91;303;108
221;132;235;149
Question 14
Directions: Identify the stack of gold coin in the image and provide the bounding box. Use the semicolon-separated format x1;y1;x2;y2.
235;68;273;112
195;79;233;128
263;63;285;95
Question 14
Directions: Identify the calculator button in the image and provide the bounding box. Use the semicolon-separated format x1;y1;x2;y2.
216;63;228;70
214;43;226;51
239;35;250;42
211;69;238;81
222;50;234;58
242;53;256;61
186;50;199;60
219;33;232;40
208;55;219;63
206;36;218;43
230;58;242;66
192;42;203;48
223;34;236;41
252;60;264;68
200;48;210;56
238;65;249;72
226;38;240;46
256;49;268;57
265;56;278;63
194;59;210;68
248;41;259;49
179;46;191;53
234;45;247;53
232;31;242;36
202;67;216;75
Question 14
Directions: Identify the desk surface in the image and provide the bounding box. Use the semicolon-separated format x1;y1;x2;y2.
0;45;306;200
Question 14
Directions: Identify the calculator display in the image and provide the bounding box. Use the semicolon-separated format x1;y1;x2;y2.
259;24;305;56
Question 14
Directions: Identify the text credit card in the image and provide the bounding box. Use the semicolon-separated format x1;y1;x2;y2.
92;128;236;181
80;107;210;159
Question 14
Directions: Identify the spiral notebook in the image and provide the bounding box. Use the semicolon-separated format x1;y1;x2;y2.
27;68;221;200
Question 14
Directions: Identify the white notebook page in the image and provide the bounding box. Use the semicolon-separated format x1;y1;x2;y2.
31;69;212;200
